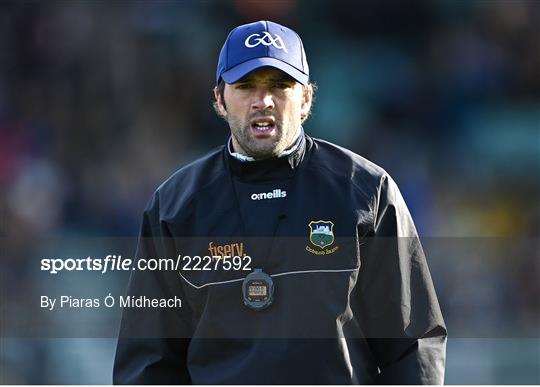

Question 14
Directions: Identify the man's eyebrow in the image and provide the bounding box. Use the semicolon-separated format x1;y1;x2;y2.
269;77;295;82
237;77;295;83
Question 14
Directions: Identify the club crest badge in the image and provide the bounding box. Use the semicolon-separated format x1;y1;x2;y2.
309;220;334;248
306;220;339;255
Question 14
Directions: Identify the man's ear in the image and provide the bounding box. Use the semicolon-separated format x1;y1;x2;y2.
300;84;313;120
214;86;227;117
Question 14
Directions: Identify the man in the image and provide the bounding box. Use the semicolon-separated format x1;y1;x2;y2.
114;20;447;384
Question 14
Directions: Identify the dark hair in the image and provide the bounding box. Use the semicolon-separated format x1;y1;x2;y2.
212;80;227;119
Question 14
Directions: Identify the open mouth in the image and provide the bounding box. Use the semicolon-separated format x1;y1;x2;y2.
250;117;276;138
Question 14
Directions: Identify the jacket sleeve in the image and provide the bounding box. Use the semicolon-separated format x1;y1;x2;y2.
113;193;193;384
358;174;447;384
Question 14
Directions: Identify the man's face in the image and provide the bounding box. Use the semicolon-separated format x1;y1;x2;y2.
215;67;312;159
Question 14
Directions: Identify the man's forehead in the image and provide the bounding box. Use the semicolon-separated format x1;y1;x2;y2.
235;67;296;83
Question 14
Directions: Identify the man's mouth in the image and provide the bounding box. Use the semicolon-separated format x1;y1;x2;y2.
250;117;276;138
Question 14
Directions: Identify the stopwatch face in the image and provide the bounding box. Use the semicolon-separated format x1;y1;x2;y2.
242;269;274;310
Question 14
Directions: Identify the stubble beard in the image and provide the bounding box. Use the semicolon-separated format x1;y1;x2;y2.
228;117;293;160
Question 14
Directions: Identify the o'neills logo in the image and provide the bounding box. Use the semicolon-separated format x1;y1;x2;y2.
251;189;287;201
208;242;246;259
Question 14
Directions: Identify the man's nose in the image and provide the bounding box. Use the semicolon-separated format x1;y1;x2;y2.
251;87;275;110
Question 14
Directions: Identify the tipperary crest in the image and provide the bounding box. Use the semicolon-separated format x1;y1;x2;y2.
308;220;335;249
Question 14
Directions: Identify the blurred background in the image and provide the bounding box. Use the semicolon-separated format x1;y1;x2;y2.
0;0;538;384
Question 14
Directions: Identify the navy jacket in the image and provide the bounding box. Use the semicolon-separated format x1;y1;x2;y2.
114;135;447;384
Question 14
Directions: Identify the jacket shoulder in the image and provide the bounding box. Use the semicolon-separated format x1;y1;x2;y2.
149;146;226;213
310;137;387;188
309;138;403;235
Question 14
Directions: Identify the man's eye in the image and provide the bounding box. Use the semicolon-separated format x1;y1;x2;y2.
236;83;253;89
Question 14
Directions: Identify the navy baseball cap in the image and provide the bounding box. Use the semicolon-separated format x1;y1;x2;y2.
216;20;309;86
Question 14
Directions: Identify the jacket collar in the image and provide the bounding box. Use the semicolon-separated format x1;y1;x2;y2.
226;131;310;182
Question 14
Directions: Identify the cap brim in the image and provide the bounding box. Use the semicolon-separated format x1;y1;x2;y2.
221;57;309;85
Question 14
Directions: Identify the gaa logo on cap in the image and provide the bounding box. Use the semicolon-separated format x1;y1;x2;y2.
244;32;288;53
